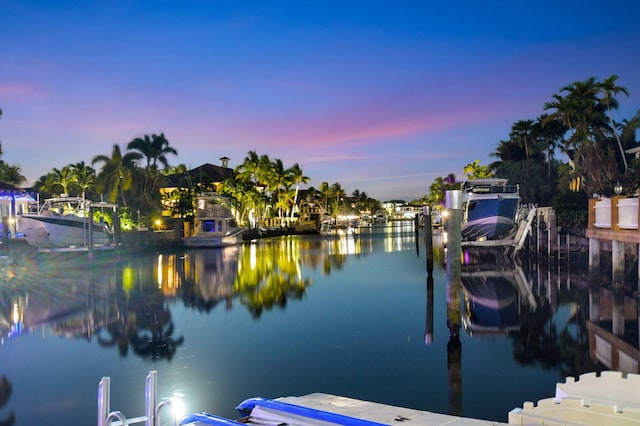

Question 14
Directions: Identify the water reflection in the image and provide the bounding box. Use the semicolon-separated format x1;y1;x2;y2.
461;265;535;335
455;246;639;376
0;374;14;426
0;230;637;375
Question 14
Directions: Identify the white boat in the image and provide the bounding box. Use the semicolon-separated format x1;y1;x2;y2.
460;178;520;242
18;196;112;248
294;201;328;234
373;210;387;224
183;194;246;248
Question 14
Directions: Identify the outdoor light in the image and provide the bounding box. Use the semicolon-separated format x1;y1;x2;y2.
614;181;623;195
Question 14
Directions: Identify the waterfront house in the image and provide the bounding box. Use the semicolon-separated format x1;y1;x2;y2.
160;159;236;214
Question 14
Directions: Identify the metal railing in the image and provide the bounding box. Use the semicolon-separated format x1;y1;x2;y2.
97;371;177;426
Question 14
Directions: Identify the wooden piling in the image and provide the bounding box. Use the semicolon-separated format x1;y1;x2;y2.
423;206;434;274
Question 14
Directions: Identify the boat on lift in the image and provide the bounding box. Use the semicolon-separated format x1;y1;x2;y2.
18;196;112;248
183;194;246;248
460;178;520;242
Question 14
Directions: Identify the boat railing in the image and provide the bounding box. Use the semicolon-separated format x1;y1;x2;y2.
98;371;177;426
466;184;519;194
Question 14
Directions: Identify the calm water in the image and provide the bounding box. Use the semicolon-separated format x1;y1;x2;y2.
0;223;635;425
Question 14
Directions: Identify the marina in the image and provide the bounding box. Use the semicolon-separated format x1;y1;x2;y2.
0;222;637;425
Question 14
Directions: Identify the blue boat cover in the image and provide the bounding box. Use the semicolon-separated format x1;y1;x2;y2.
179;397;389;425
236;397;387;425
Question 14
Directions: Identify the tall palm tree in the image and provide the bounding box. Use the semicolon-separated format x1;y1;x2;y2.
128;133;177;212
92;144;142;206
127;133;178;171
544;77;614;195
536;114;565;188
287;163;309;219
330;182;346;215
598;75;629;172
319;182;331;211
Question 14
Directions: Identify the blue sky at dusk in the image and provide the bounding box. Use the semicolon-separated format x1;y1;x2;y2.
1;0;639;201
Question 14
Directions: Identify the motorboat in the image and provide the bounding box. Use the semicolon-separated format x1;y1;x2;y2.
17;196;112;248
460;178;520;241
183;194;246;248
373;210;387;224
294;201;328;234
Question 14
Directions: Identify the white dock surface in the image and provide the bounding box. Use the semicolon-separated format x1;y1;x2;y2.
276;393;507;425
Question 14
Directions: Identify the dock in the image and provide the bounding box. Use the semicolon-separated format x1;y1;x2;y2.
586;195;640;285
100;371;640;426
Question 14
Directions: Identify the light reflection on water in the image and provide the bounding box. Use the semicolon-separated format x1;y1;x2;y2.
0;225;637;426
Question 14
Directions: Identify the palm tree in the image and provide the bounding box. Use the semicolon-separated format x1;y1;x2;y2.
92;144;142;206
287;163;309;219
544;77;614;195
536;114;565;188
330;182;346;215
236;151;272;188
127;133;178;171
0;163;26;187
598;75;629;172
463;160;493;179
70;161;96;200
319;182;331;212
49;166;77;195
128;133;177;213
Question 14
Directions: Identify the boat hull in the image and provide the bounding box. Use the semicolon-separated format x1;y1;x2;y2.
461;191;519;241
19;215;111;248
183;229;245;248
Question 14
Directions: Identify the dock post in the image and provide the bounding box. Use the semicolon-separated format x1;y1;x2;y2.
589;238;600;276
424;275;433;345
88;205;94;261
444;190;463;416
445;190;463;336
423;206;433;274
612;240;625;285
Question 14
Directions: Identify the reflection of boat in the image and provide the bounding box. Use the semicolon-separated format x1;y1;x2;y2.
184;194;246;248
461;264;536;335
460;178;520;241
187;247;239;304
18;196;112;248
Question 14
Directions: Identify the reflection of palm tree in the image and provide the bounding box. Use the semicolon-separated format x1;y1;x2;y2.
97;319;130;356
128;300;184;360
234;241;310;318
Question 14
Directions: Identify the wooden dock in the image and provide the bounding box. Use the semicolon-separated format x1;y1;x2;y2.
586;196;640;286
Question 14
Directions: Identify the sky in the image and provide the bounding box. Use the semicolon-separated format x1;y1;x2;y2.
1;1;639;202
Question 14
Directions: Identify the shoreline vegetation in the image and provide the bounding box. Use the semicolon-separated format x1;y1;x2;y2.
0;75;638;235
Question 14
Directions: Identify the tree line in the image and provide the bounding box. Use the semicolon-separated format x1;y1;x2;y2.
0;74;638;231
422;75;640;232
